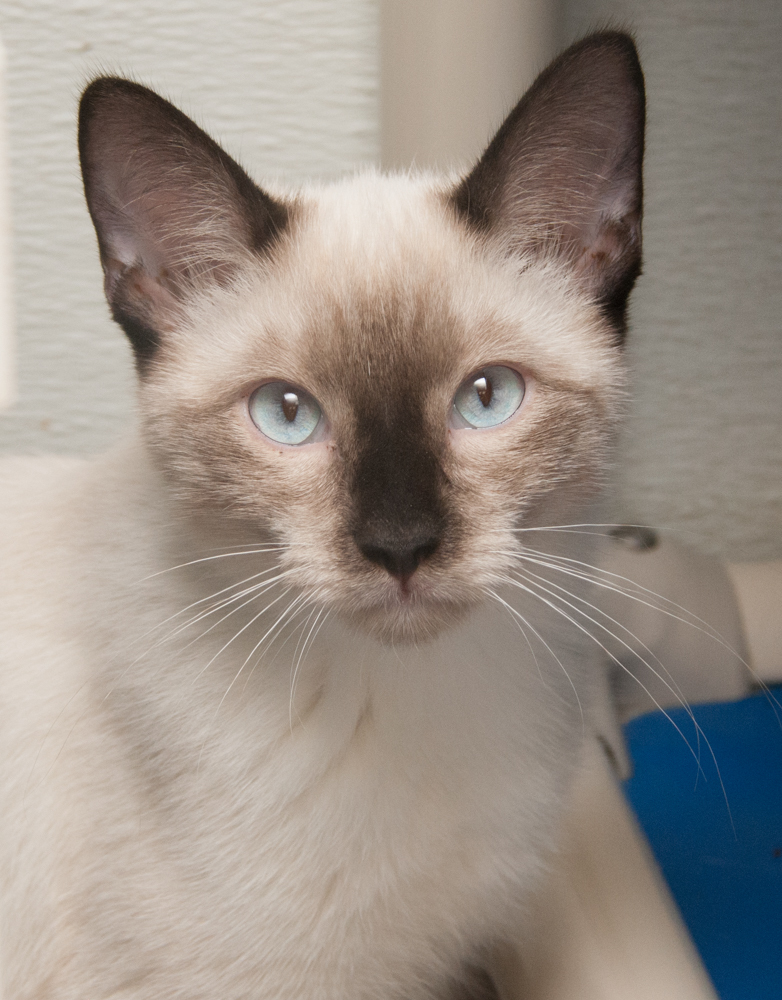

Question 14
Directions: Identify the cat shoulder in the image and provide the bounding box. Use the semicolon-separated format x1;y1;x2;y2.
0;454;88;550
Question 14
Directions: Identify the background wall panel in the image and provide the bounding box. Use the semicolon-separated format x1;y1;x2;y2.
563;0;782;560
0;0;379;454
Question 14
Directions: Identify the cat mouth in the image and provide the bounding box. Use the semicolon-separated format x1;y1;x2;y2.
380;564;441;604
344;572;473;644
394;576;417;601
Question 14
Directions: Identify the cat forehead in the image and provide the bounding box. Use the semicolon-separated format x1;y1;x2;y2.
299;173;468;272
163;172;620;397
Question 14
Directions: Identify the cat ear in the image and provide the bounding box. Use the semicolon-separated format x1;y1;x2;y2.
452;32;645;336
78;78;289;368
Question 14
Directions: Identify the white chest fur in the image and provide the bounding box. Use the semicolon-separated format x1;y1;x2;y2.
0;447;596;999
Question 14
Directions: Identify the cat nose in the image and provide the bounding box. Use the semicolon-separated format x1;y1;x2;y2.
357;531;440;582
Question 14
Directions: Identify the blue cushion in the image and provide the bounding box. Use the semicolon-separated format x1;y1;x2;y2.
624;691;782;998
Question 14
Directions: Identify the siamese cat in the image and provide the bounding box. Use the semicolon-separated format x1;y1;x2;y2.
0;32;644;999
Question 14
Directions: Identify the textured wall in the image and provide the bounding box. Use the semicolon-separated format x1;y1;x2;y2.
0;0;378;454
563;0;782;560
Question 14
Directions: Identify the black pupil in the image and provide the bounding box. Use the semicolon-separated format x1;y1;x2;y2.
282;391;299;422
474;375;493;408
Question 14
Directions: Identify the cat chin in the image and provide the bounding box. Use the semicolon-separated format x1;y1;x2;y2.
345;595;474;646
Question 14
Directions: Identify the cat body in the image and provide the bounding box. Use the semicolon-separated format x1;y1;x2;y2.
0;444;592;997
0;34;644;999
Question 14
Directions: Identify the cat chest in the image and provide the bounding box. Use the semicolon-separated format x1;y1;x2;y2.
132;764;529;992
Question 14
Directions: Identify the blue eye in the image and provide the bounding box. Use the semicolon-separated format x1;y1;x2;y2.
249;382;323;445
453;366;525;429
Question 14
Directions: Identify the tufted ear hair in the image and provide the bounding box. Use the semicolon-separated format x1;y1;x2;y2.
452;32;645;339
79;78;290;369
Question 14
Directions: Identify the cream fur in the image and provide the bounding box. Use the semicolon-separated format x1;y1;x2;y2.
0;173;622;999
0;35;642;995
0;439;604;998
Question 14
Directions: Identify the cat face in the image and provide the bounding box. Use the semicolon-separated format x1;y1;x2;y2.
79;33;644;642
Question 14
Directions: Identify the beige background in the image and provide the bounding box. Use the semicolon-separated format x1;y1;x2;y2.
380;0;557;171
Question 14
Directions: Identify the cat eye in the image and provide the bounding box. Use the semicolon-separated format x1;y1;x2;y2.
249;382;323;445
452;366;525;429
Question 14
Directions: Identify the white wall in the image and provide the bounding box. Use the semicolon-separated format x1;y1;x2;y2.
0;0;378;454
563;0;782;561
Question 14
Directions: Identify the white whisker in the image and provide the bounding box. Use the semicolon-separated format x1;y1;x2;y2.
173;575;288;649
510;522;656;537
190;587;294;687
516;544;733;650
141;545;286;580
289;602;329;732
240;597;319;692
488;586;575;709
196;591;311;771
509;557;692;712
485;588;584;727
501;571;734;827
123;562;287;669
512;543;782;721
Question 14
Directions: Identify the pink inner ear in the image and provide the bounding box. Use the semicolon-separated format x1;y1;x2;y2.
105;257;184;334
571;212;640;298
133;267;182;321
79;77;290;363
452;33;644;329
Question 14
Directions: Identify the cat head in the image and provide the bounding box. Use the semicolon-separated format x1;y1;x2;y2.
79;32;644;643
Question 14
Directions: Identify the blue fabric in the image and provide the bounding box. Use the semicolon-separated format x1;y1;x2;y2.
623;692;782;999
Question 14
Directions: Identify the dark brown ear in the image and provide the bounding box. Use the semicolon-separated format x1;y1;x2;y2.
452;32;645;339
79;78;289;368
